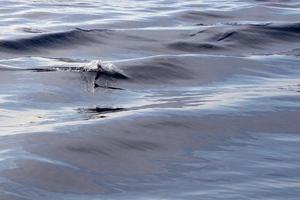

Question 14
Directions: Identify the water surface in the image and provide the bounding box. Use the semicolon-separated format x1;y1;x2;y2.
0;0;300;199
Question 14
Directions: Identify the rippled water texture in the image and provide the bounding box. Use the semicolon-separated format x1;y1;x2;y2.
0;0;300;199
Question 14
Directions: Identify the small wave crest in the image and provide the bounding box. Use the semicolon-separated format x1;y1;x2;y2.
0;28;111;52
167;22;300;54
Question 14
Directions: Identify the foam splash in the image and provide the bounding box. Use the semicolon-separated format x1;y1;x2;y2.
83;60;123;74
79;60;128;93
83;60;101;71
47;59;128;79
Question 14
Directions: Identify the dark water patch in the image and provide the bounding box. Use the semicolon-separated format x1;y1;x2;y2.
67;137;162;156
94;83;125;90
213;23;300;45
28;68;57;72
195;23;206;26
66;145;111;156
217;31;237;41
180;10;231;21
79;107;126;114
189;30;206;37
95;69;129;80
167;42;223;52
111;139;161;152
266;22;300;35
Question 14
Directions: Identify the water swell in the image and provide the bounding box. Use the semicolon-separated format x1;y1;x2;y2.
1;0;300;199
0;28;112;52
214;23;300;43
168;22;300;53
1;22;299;55
167;42;224;52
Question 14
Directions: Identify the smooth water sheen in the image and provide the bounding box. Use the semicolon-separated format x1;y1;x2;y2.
0;0;300;199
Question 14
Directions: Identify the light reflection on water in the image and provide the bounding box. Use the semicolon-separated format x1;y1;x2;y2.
0;73;298;135
0;0;252;39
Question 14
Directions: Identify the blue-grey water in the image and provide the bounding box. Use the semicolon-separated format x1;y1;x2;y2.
0;0;300;199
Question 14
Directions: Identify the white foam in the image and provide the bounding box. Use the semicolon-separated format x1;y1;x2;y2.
83;60;124;75
83;60;101;71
